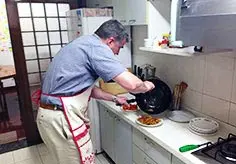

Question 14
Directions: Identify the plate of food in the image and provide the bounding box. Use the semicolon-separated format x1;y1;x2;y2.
136;115;163;127
121;104;139;112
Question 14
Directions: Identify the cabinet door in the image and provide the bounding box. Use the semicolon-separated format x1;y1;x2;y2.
86;0;100;7
114;117;132;164
127;0;147;25
145;138;171;164
172;155;185;164
133;144;146;164
99;105;115;160
112;0;128;25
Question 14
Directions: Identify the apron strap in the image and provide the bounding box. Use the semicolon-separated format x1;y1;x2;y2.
31;89;42;105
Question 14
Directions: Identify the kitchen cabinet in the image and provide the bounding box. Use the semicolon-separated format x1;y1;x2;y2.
114;116;132;164
132;128;171;164
112;0;147;25
99;103;132;164
86;0;112;8
133;144;157;164
172;155;185;164
99;104;115;160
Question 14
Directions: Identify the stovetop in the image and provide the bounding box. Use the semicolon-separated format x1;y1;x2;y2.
192;133;236;164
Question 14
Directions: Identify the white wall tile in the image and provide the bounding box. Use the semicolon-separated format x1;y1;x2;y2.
132;26;148;56
230;59;236;103
203;55;234;101
202;95;230;122
178;56;205;92
182;89;202;112
229;103;236;126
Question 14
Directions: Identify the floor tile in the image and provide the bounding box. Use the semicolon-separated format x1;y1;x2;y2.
15;157;42;164
13;145;40;163
40;154;57;164
37;144;48;156
0;152;14;164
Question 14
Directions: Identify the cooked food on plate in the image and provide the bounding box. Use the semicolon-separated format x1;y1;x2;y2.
137;115;161;125
122;104;137;111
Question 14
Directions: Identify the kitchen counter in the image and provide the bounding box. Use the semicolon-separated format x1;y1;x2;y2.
97;94;236;164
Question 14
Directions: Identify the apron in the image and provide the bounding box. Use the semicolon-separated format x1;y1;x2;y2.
36;84;96;164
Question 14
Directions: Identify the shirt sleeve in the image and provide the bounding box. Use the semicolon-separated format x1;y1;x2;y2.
90;45;126;82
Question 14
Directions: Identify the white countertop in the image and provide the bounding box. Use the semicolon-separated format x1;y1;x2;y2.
97;94;236;164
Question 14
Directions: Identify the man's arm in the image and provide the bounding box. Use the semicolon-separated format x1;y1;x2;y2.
90;86;127;104
113;71;155;94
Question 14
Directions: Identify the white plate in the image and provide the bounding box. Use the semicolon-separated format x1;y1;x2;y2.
189;117;219;134
166;110;195;123
188;126;217;136
135;118;163;127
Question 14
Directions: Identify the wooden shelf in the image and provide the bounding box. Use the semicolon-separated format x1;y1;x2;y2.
139;47;199;57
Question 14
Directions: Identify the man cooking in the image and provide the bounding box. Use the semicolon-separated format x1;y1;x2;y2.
36;19;155;164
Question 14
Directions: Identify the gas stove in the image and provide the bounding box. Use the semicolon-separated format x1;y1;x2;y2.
192;133;236;164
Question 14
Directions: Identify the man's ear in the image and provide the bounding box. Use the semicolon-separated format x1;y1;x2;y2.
107;37;115;45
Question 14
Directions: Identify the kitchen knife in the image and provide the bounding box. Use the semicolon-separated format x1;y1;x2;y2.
115;99;136;106
134;65;137;75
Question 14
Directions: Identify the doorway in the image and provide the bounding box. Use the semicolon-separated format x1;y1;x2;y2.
0;0;82;153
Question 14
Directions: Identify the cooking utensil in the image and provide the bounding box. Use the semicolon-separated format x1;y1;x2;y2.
133;78;172;115
179;142;211;152
143;64;156;80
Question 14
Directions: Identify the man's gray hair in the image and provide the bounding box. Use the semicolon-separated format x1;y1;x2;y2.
95;19;129;43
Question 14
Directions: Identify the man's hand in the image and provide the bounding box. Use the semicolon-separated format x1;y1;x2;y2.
115;95;128;105
143;81;155;92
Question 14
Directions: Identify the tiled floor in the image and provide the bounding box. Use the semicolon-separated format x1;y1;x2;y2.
0;143;112;164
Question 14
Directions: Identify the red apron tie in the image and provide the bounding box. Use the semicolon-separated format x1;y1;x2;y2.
31;89;42;105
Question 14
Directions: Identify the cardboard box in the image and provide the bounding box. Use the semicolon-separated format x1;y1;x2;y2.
99;79;128;95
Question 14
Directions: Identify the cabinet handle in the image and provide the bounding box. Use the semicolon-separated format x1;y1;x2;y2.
129;19;136;24
144;157;152;164
120;20;126;23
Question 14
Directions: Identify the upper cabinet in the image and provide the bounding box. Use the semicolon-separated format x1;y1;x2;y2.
86;0;112;8
172;0;236;50
112;0;147;25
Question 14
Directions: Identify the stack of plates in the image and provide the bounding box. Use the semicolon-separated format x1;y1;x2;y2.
188;117;219;136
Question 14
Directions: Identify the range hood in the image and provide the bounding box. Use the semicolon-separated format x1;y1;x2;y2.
171;0;236;51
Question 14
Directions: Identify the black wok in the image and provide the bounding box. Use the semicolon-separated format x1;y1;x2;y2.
132;78;172;115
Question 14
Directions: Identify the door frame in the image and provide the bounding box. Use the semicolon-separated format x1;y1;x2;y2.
5;0;84;144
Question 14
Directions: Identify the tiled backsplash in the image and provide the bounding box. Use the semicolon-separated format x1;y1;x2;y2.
132;26;236;127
